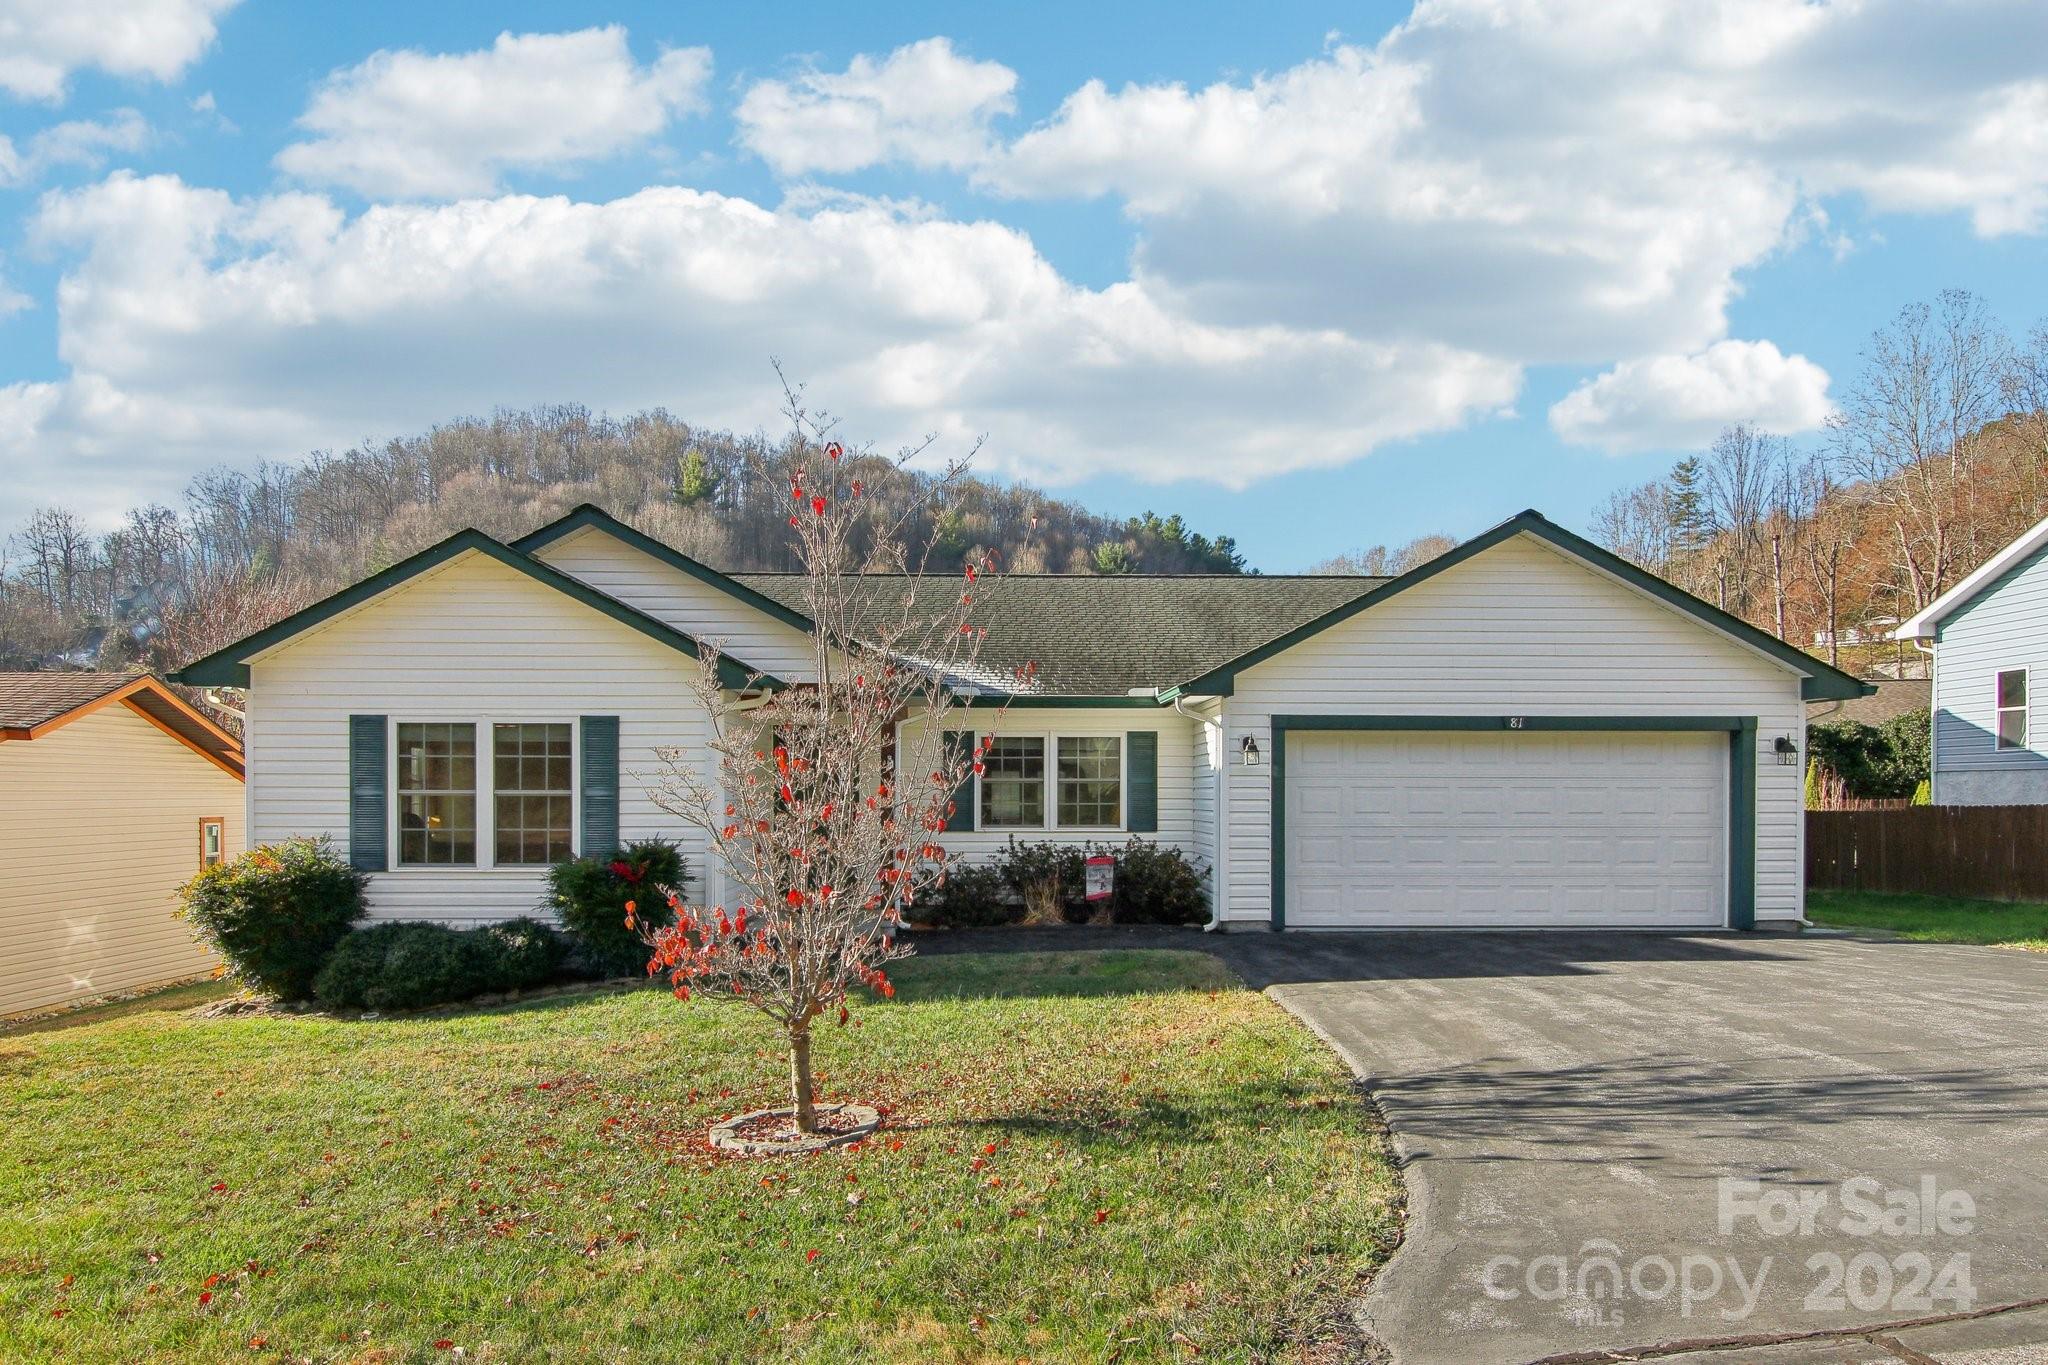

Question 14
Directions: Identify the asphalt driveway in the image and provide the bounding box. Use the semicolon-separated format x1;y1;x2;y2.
1220;931;2048;1365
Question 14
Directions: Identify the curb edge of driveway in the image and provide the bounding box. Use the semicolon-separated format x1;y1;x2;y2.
1265;983;1426;1365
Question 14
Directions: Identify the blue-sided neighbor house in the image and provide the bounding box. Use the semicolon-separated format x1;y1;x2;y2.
1896;513;2048;805
173;506;1867;933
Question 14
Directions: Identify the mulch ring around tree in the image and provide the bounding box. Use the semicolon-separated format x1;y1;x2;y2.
708;1102;882;1156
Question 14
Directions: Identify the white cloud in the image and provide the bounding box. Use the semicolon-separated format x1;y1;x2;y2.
0;110;149;188
736;38;1017;176
3;172;1518;521
0;0;238;102
275;28;712;199
969;0;2048;368
1548;340;1833;454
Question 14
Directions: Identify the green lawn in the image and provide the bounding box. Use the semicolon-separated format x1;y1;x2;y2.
1807;890;2048;951
0;950;1398;1363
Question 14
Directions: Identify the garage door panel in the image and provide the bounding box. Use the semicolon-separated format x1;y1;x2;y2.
1285;729;1726;929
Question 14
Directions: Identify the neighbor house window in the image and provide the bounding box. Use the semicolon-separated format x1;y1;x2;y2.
198;817;225;868
1056;735;1123;828
494;722;574;864
980;735;1046;828
397;722;477;865
1997;669;2028;750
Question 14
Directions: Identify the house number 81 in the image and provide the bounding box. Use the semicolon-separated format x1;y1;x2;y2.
1506;717;1525;729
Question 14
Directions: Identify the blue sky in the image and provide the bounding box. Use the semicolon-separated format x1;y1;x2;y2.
2;1;2046;570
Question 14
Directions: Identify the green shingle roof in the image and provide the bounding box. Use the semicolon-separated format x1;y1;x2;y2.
732;573;1386;696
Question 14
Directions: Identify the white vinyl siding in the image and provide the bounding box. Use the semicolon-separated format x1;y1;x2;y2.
529;526;820;681
0;706;243;1015
1929;540;2048;804
244;551;717;924
1223;534;1808;926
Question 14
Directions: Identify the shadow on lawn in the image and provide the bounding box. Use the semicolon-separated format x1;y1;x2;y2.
913;1071;1358;1148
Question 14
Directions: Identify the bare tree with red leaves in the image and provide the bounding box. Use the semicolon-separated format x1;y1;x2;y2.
643;383;1030;1138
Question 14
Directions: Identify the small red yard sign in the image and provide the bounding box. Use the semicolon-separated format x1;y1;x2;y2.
1084;854;1115;902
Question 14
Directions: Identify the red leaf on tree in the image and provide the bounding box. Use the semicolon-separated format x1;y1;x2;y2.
811;496;827;516
786;889;803;906
826;441;843;460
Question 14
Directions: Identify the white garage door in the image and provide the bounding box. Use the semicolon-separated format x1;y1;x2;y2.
1285;730;1726;928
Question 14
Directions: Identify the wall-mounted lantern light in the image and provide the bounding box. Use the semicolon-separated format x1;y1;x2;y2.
1774;735;1799;766
1239;734;1262;767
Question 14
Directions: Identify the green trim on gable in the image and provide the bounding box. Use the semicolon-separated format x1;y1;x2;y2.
1175;510;1872;702
514;504;817;633
169;528;781;691
1267;713;1762;932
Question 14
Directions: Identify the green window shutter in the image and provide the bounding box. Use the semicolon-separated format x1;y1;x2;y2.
581;715;620;857
942;730;976;833
1126;730;1159;833
348;714;388;872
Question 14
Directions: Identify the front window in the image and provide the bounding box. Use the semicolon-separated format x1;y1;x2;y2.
1997;669;2028;750
397;723;477;865
494;723;574;864
1057;736;1123;828
980;736;1046;828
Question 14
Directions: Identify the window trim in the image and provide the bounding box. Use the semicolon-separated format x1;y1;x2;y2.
198;816;225;869
972;730;1130;833
1995;667;2029;751
387;716;582;872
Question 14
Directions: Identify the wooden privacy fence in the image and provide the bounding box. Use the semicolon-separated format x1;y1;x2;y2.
1807;805;2048;901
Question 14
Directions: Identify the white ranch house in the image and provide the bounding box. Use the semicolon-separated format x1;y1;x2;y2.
175;506;1869;932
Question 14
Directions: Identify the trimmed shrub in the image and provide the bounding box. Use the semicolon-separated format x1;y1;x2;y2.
480;915;571;989
178;837;367;1000
916;862;1020;928
545;839;685;978
312;916;570;1011
1108;840;1211;925
997;839;1091;924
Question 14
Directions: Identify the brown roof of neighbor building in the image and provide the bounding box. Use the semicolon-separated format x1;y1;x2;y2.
0;671;134;730
1806;677;1930;728
732;573;1390;696
0;672;244;777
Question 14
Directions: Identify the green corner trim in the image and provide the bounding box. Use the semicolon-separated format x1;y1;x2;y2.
1175;510;1869;702
170;528;781;692
513;504;816;633
1267;714;1761;933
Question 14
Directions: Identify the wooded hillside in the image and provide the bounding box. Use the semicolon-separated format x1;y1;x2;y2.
0;406;1246;674
1591;290;2048;674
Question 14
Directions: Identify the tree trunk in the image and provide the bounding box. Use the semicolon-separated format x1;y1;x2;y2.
789;1024;818;1133
1771;530;1787;641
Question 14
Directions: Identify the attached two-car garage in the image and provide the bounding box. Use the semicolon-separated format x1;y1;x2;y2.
1281;726;1732;929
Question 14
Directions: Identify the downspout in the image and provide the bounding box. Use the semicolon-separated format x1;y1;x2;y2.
1172;694;1228;932
1912;636;1936;800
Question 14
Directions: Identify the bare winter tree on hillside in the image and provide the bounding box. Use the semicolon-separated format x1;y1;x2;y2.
1830;290;2010;611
